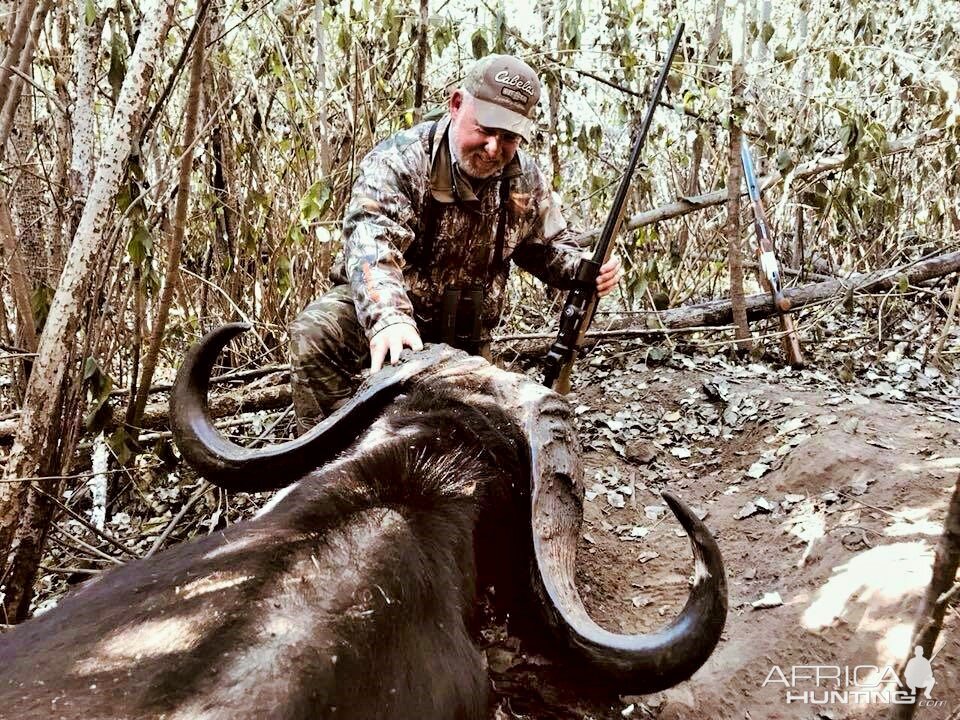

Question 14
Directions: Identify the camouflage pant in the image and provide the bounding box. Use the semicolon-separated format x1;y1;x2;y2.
289;285;370;431
289;284;494;431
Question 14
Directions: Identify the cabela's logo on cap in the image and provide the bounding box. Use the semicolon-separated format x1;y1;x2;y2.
494;70;536;104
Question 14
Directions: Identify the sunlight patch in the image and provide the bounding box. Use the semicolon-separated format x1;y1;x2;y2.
167;700;222;720
72;616;205;675
254;483;298;517
801;541;932;630
692;555;711;585
260;614;302;640
203;534;261;560
783;507;826;566
883;506;943;538
874;621;914;667
178;571;255;600
926;456;960;469
898;456;960;473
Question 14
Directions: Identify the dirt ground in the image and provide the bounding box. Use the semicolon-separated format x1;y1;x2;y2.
20;339;959;719
490;355;960;720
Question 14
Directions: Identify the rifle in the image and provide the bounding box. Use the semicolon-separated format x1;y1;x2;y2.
542;22;685;392
740;140;804;367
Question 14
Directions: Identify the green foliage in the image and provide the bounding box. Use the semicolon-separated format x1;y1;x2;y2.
776;149;794;173
108;427;140;466
84;0;96;26
299;181;333;223
127;225;153;268
276;254;293;296
760;21;775;45
83;357;114;433
432;18;456;56
30;285;54;333
561;0;583;49
470;28;488;59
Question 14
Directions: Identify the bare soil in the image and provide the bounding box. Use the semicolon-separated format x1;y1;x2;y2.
491;362;960;720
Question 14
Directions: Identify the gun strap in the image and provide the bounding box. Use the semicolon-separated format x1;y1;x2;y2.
415;121;441;267
490;175;510;283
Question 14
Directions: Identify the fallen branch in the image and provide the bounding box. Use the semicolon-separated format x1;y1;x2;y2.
0;382;292;444
613;250;960;331
0;251;955;443
494;251;960;364
106;364;288;400
493;323;736;342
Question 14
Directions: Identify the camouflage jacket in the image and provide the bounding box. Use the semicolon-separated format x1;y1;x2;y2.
330;116;584;340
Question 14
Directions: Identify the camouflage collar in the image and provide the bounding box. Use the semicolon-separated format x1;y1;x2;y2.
429;115;522;205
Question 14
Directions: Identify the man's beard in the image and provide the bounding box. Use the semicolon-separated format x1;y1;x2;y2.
449;124;506;179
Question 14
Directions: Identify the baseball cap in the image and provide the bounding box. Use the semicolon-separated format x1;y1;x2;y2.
462;54;541;141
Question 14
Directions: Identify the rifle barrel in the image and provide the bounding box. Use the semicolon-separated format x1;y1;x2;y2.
591;23;685;264
543;22;685;391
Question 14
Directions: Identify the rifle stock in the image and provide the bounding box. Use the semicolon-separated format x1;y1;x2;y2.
543;22;685;392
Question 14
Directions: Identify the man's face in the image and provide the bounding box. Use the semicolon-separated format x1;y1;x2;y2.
448;91;522;179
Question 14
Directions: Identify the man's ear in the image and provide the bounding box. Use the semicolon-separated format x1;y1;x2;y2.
449;89;464;116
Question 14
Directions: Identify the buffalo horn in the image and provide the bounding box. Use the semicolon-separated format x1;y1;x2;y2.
170;323;432;492
525;391;727;691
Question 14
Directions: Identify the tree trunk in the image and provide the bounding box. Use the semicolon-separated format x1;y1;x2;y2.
0;201;37;403
1;0;16;40
313;0;332;174
3;4;53;399
70;0;103;197
8;44;49;309
132;16;206;425
48;3;73;277
0;0;39;144
726;2;751;350
670;0;723;299
3;485;57;622
0;0;50;153
412;0;428;125
0;202;37;353
789;0;812;269
888;473;960;720
0;0;180;620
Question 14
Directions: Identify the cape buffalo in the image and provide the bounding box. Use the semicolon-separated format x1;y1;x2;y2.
0;323;726;719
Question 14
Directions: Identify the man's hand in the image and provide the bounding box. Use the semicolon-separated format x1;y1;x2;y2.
595;255;623;297
369;323;423;373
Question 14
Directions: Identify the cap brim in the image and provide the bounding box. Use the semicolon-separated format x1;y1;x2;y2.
471;97;535;141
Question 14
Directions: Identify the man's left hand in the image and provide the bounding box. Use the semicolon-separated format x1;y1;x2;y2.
595;255;622;297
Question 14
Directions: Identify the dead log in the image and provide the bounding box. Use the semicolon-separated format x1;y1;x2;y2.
0;382;292;444
494;250;960;358
1;251;955;443
659;251;960;328
646;250;960;330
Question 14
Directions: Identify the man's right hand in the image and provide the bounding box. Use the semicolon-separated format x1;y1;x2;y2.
369;323;423;373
